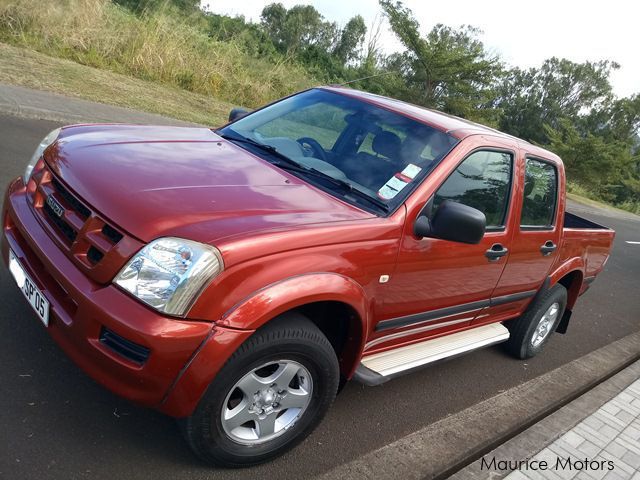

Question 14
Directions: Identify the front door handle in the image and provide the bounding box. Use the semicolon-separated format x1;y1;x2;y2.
540;241;557;256
485;243;509;261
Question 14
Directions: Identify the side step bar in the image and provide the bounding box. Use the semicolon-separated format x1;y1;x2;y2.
354;323;510;386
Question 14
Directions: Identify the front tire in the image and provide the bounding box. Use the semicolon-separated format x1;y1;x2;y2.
181;313;339;467
504;284;567;359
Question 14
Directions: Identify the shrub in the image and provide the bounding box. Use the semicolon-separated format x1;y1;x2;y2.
0;0;315;107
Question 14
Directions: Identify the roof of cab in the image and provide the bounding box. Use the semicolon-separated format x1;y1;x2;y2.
322;85;561;163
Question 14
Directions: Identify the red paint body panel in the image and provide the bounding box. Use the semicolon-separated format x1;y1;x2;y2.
159;326;256;417
2;180;223;412
369;136;517;352
2;87;615;418
489;144;565;320
48;125;371;246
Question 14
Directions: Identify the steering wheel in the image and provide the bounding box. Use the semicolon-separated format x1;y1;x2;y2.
296;137;328;161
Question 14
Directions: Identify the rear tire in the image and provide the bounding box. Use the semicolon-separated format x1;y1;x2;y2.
504;284;567;359
181;312;339;467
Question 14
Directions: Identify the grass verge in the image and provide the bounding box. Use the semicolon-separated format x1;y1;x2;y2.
567;182;640;217
0;0;313;108
0;42;233;125
567;192;639;218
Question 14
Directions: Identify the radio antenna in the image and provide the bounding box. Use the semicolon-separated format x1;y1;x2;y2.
337;70;398;87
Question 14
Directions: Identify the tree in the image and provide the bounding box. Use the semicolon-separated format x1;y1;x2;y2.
333;16;367;65
498;58;618;144
582;94;640;144
546;120;639;203
379;0;502;123
260;3;337;55
202;12;277;58
260;3;289;52
259;3;368;79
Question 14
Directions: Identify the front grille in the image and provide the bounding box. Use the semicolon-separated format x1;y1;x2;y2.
102;224;123;244
51;177;91;219
43;201;77;242
87;246;104;265
100;327;150;365
30;166;134;281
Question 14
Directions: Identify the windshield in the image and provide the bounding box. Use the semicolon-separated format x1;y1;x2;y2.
218;89;458;213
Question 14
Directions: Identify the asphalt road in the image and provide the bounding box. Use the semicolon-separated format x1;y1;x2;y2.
0;113;638;480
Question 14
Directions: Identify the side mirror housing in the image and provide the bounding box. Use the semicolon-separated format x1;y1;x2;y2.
414;200;486;244
228;108;250;122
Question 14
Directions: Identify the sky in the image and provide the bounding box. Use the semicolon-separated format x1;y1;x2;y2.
201;0;639;98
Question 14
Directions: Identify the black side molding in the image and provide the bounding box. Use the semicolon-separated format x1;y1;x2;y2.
490;290;537;307
375;299;489;332
375;290;538;332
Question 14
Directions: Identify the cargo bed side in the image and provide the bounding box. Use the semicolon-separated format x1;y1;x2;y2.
558;212;615;283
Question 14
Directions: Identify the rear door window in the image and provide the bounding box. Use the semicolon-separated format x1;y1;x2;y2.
521;159;558;228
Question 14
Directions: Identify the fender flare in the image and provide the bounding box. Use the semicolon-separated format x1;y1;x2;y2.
159;273;370;417
220;272;370;379
549;257;585;310
549;257;585;286
219;272;370;333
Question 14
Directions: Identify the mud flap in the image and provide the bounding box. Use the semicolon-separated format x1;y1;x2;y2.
556;309;572;334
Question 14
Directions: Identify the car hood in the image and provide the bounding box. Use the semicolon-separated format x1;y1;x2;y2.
45;124;372;244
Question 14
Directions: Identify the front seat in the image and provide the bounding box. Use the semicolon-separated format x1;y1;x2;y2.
343;131;402;189
371;131;402;161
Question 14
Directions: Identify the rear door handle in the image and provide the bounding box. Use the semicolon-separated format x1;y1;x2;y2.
485;243;508;261
540;241;557;256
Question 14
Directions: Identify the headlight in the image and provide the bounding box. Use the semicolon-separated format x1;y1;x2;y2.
24;128;61;183
114;237;224;316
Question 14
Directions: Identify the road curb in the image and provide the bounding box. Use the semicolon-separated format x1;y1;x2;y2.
315;331;640;480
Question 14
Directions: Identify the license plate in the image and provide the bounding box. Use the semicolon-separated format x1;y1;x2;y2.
9;250;50;326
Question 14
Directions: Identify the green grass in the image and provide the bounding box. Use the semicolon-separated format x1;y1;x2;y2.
567;182;640;216
0;0;315;108
0;42;234;125
257;118;341;149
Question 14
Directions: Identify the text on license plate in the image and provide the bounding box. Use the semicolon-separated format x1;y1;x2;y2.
9;250;50;326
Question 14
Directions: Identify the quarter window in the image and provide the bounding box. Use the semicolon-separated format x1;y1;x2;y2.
433;150;512;228
521;159;557;228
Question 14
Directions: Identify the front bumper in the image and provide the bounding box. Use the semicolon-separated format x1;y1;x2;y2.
2;178;250;416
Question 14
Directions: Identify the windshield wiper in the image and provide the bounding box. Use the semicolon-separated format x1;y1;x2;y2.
218;132;305;169
219;131;388;213
274;161;389;213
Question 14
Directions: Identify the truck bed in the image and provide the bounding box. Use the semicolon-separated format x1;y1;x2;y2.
564;212;611;230
558;212;615;281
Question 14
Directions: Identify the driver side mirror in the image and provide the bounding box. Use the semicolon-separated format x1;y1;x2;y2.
228;108;250;122
414;200;486;244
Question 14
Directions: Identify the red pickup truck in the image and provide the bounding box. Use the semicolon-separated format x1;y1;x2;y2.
2;87;614;466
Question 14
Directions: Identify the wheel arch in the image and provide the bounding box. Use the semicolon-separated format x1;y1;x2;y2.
219;272;370;378
160;274;369;417
555;270;583;310
289;300;364;380
549;258;585;310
